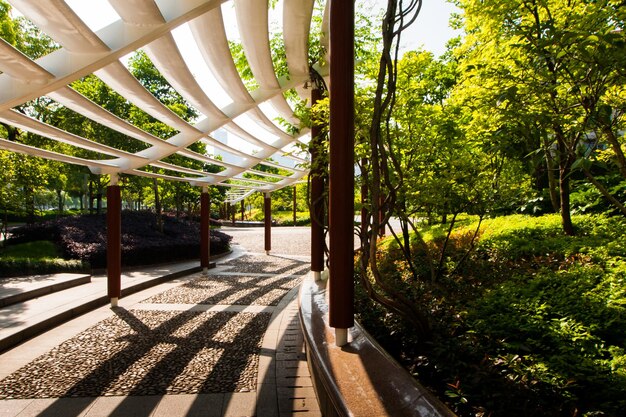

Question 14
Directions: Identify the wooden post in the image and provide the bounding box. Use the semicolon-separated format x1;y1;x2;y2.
310;86;325;276
264;192;272;255
293;185;297;225
329;0;355;346
107;173;121;307
241;199;245;222
200;187;210;272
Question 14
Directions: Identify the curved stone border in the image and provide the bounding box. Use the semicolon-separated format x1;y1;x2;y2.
299;274;457;417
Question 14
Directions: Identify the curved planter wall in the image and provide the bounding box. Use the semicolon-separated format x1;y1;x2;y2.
299;274;457;417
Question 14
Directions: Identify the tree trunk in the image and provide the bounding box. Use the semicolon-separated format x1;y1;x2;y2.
558;149;575;235
2;207;8;241
153;178;163;233
56;189;64;216
89;180;94;214
543;140;560;212
175;188;183;218
26;187;35;224
604;127;626;179
583;168;626;216
96;192;102;215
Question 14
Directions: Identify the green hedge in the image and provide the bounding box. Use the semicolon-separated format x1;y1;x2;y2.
0;258;87;278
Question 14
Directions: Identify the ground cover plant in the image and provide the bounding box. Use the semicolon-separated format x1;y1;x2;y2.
6;210;231;270
248;209;311;226
355;213;626;417
0;240;86;277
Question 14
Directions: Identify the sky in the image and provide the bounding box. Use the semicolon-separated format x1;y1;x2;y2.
398;0;461;56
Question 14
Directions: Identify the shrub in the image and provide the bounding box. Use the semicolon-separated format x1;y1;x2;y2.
355;213;626;417
8;211;232;268
0;241;88;278
0;258;86;278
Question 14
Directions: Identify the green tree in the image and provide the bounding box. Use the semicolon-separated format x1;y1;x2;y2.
455;0;626;233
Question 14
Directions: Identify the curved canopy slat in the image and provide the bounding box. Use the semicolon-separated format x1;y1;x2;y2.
188;9;297;142
95;62;198;135
0;109;146;162
0;39;54;81
108;0;164;26
283;0;314;100
0;0;325;195
149;160;224;179
144;35;227;122
8;0;109;54
48;87;176;150
188;7;251;105
0;137;119;169
234;0;296;122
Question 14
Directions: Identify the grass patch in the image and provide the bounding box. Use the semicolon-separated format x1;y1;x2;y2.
249;209;311;226
356;213;626;417
0;241;86;277
1;240;60;259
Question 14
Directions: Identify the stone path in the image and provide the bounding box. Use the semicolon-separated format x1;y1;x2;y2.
0;233;321;416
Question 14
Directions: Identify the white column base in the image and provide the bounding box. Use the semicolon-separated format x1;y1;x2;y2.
335;328;348;347
265;250;270;255
313;271;322;281
202;267;208;276
110;297;119;307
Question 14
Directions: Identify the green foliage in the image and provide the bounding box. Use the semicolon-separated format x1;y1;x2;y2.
0;258;86;278
356;213;626;416
0;241;86;277
1;240;60;258
249;209;310;226
453;0;626;232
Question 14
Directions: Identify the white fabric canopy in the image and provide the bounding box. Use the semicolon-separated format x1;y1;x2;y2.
0;0;330;202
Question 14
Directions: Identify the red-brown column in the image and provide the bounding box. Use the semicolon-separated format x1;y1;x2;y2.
329;0;355;343
310;86;325;274
292;186;297;225
264;192;272;254
106;174;121;306
200;187;210;270
241;200;245;222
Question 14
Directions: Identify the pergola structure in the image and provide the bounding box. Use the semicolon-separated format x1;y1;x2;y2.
0;0;355;344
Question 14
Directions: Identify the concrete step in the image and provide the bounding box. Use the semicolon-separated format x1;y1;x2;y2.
0;262;202;353
0;273;91;308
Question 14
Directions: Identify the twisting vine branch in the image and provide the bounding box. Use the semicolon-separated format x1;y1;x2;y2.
358;0;431;340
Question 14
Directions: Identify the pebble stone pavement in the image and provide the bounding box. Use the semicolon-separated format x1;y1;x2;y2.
0;226;321;416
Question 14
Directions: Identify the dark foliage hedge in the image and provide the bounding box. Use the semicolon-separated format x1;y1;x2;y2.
8;211;231;268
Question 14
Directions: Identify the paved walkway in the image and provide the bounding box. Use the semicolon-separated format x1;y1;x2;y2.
0;231;321;416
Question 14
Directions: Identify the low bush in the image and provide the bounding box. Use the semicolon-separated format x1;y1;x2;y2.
8;211;232;268
0;258;86;278
249;210;311;226
0;241;87;277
